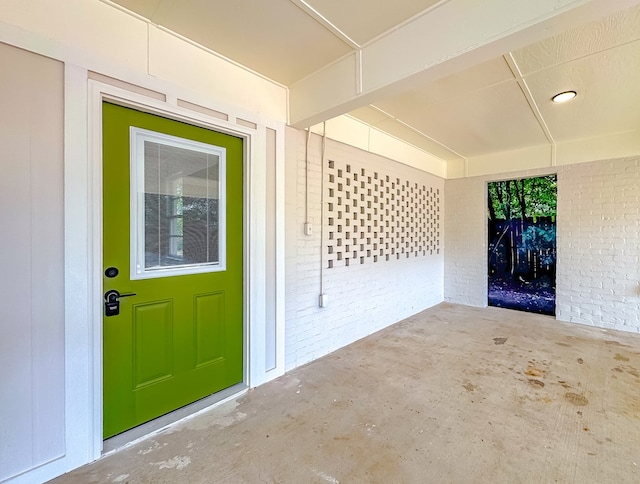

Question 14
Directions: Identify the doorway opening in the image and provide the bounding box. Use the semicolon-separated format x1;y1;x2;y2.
487;174;557;316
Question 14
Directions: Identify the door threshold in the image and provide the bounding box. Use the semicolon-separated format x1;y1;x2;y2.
102;382;248;456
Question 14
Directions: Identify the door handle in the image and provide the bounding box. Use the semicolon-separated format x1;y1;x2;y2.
104;289;137;317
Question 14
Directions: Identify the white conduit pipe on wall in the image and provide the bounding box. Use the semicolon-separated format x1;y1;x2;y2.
305;127;310;226
304;125;328;307
319;123;326;306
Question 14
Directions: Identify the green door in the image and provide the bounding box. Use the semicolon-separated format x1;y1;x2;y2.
102;102;243;438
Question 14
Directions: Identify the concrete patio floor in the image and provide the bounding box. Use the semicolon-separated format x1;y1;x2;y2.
51;303;640;483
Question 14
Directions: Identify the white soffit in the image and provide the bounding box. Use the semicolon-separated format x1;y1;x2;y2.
373;57;515;108
368;58;549;157
105;0;640;172
306;0;444;46
347;106;464;162
407;81;548;157
515;3;640;142
351;2;640;162
511;3;640;74
348;105;394;126
290;0;639;127
112;0;352;85
373;117;464;162
525;40;640;142
110;0;162;19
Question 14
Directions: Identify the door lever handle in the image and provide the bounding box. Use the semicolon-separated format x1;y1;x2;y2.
104;289;137;302
104;289;137;317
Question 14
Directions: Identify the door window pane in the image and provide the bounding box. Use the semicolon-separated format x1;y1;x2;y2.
131;128;226;278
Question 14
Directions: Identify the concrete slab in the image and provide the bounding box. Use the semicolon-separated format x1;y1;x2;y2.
51;303;640;483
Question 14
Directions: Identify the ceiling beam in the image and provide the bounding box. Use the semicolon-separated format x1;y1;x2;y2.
289;0;640;128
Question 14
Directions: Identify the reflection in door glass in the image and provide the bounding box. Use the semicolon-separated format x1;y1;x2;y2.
144;141;220;269
130;127;227;278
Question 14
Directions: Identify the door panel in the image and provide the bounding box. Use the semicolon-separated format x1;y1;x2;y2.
102;102;243;438
133;301;173;388
194;292;225;366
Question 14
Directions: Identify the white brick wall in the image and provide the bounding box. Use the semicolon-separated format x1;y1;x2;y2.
444;157;640;333
556;158;640;330
443;172;487;307
285;127;444;370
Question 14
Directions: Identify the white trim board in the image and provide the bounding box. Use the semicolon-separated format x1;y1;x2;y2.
6;68;286;484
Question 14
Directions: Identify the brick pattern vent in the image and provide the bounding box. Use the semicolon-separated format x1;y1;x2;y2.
326;159;440;268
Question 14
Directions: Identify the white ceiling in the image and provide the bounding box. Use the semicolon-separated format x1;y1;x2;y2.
108;0;640;168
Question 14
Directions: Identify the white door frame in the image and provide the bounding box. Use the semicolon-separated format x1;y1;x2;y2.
79;76;284;458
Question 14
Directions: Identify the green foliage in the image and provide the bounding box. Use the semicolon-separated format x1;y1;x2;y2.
521;224;556;249
488;174;557;220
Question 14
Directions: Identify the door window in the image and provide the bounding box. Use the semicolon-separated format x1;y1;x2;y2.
130;127;226;279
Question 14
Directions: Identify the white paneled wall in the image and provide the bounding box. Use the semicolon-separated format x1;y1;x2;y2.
1;1;287;481
444;157;640;333
285;127;444;370
0;43;65;481
0;0;286;122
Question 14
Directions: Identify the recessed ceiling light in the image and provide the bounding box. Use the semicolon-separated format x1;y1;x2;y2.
551;91;577;103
